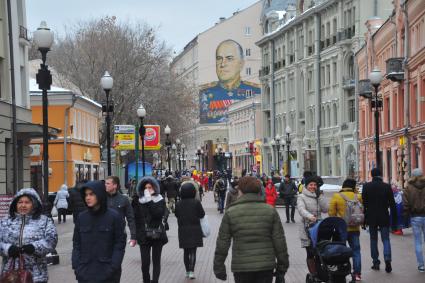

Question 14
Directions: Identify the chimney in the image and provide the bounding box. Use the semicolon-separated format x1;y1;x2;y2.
219;17;226;22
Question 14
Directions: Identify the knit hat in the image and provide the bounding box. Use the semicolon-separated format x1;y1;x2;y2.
304;176;318;187
371;168;381;177
342;178;356;190
412;168;423;177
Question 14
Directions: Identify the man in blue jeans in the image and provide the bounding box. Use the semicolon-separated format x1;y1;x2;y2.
403;168;425;272
362;168;397;273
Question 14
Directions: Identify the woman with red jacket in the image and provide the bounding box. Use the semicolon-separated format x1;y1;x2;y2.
265;179;278;207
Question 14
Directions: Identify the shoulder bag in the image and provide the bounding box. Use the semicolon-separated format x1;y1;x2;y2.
0;255;33;283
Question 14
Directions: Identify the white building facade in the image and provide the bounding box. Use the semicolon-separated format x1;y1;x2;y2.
228;96;262;176
257;0;393;181
0;0;33;194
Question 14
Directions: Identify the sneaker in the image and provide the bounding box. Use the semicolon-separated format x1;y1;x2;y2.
188;271;195;279
354;274;362;281
286;220;290;223
291;219;296;223
385;261;392;273
418;266;425;273
185;271;189;278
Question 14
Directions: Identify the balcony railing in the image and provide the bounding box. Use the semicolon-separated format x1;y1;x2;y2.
342;77;355;89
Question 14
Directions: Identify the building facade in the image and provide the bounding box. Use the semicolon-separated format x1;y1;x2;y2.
170;1;263;172
0;0;34;194
228;96;262;176
357;0;425;184
257;0;393;181
30;78;102;192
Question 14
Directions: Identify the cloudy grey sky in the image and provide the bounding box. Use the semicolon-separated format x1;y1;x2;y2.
26;0;259;53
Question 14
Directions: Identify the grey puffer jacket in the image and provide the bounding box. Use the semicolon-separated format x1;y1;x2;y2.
0;188;58;283
297;188;328;247
54;184;69;209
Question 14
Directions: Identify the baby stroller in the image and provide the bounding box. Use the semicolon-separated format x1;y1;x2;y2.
305;217;353;283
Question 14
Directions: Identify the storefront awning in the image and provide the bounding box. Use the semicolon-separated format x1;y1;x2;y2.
17;122;60;139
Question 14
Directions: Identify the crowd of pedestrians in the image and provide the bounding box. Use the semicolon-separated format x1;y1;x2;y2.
0;165;424;282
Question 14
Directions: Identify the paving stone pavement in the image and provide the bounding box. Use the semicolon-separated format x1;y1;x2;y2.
49;191;424;283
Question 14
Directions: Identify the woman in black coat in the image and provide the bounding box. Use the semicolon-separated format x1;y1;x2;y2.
132;176;168;283
175;182;205;279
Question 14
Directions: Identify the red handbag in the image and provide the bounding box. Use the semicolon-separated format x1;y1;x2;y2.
0;255;33;283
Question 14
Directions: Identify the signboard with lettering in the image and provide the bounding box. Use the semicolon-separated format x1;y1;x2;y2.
0;195;14;218
113;125;161;150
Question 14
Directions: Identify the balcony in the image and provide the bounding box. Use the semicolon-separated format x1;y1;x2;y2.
342;77;355;90
357;79;372;99
386;57;404;82
19;26;28;40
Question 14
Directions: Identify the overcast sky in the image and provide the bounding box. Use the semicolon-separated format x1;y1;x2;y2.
26;0;259;53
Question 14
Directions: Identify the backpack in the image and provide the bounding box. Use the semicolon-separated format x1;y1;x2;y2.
338;193;364;226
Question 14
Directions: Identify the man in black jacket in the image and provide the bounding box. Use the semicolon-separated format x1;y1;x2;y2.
105;176;137;248
279;174;298;223
68;180;88;223
163;175;179;213
72;181;126;283
362;168;397;273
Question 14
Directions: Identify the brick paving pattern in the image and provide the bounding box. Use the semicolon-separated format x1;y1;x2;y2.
49;191;424;282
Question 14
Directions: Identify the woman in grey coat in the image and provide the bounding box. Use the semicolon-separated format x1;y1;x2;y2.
297;177;328;273
54;184;69;223
0;188;58;283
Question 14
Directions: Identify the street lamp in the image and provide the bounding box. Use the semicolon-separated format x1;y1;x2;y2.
171;143;177;171
196;146;202;171
164;125;171;172
176;138;181;172
285;126;292;176
137;103;146;176
100;71;114;176
181;143;186;170
200;149;204;172
34;21;53;201
369;67;383;170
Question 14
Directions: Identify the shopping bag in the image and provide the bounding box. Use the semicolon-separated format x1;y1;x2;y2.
51;206;58;217
200;216;210;238
0;255;33;283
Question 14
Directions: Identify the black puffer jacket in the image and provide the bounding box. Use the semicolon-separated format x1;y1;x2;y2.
163;176;179;199
68;184;86;216
175;183;205;249
132;176;168;246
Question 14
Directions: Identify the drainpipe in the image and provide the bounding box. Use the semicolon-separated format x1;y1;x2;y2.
270;40;276;173
314;13;322;175
401;0;411;176
64;94;77;185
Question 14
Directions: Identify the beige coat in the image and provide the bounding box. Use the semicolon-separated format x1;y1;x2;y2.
297;188;328;247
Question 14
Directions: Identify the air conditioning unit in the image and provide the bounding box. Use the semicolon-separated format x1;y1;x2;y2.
358;79;372;98
386;57;404;82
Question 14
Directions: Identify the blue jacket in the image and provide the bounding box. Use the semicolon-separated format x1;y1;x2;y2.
72;181;126;282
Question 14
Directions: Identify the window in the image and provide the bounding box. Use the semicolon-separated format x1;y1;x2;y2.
348;99;355;122
245;48;251;57
0;58;3;99
245;26;251;36
246;89;252;98
326;65;331;85
246;67;251;76
333;104;338;126
307;70;313;91
333;62;337;85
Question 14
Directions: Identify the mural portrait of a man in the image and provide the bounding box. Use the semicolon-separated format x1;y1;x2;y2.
199;39;260;124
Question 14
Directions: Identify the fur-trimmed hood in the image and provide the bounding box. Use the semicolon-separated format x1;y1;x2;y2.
137;176;161;196
9;188;42;219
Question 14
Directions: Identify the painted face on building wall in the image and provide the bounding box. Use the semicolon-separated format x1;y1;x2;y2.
215;40;244;87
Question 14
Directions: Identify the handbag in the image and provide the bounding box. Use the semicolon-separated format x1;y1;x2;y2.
0;255;33;283
200;216;210;238
145;224;163;240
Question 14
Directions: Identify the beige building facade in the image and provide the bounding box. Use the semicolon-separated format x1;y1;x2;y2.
171;1;263;171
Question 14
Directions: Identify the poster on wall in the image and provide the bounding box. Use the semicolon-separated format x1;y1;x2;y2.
114;125;161;150
199;39;260;124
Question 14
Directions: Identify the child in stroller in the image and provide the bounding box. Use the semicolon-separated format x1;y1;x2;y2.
305;217;353;283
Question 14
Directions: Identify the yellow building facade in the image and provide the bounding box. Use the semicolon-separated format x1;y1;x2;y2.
30;81;102;192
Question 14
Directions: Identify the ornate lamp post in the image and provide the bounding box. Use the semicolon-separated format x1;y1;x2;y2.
164;125;171;172
369;68;383;170
100;71;114;176
137;104;146;176
176;138;182;172
181;143;186;170
171;143;177;171
285;126;292;176
34;21;54;200
196;146;202;171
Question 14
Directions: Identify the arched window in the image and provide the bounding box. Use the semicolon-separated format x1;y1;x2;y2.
321;107;325;127
327;105;331;127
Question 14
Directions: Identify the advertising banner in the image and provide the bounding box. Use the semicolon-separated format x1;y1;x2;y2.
113;125;161;150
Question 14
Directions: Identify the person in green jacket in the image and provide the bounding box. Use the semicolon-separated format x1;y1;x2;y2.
213;176;289;283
